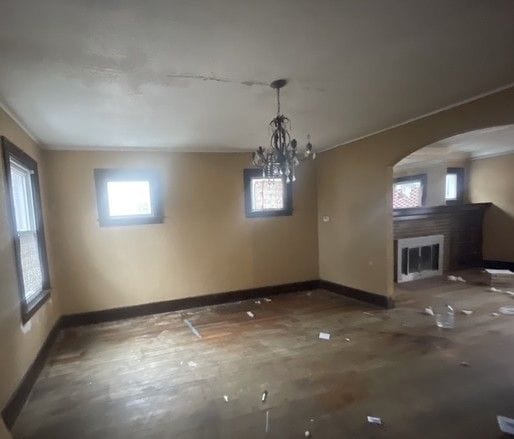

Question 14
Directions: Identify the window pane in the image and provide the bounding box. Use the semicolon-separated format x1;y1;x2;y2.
10;160;36;232
392;180;423;209
9;159;43;301
445;173;457;200
251;178;284;211
107;181;152;217
19;231;43;301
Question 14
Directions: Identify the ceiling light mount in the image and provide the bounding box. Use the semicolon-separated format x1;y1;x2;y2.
252;79;315;183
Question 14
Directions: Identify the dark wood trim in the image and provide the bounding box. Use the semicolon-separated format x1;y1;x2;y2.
393;202;491;220
1;317;62;430
1;136;51;324
483;260;514;271
243;168;293;218
445;167;465;205
319;280;394;309
94;168;164;227
393;173;427;207
62;280;320;327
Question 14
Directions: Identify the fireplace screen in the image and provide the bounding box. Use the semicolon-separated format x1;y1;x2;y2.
397;235;444;283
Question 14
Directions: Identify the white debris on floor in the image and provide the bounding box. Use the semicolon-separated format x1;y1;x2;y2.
489;287;503;293
345;337;351;342
304;430;311;437
499;306;514;315
460;310;473;315
223;395;229;402
261;390;268;402
187;361;198;368
460;361;470;367
183;319;202;338
264;298;272;302
247;311;255;318
497;415;514;435
319;332;331;341
265;410;270;433
367;416;382;425
491;312;500;317
424;306;435;316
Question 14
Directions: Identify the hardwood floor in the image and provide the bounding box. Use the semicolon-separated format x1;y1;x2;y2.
12;280;514;438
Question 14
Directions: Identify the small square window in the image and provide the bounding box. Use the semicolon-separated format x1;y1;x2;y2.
244;169;292;217
392;174;427;209
94;169;163;227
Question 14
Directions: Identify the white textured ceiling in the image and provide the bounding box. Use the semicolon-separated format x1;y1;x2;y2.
1;0;514;151
395;125;514;168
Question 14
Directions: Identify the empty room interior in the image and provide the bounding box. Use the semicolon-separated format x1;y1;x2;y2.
1;1;514;438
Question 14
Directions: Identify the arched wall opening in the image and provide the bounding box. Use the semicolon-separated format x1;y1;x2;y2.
317;87;514;303
391;124;514;287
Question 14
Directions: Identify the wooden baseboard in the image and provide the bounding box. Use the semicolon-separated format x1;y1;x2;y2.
61;280;321;327
483;260;514;271
319;279;394;308
1;316;63;430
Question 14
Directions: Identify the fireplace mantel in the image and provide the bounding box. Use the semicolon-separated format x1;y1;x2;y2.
394;203;491;221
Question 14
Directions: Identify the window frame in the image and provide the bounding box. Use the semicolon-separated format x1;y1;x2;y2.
243;168;293;218
94;168;164;227
1;136;51;324
392;174;427;209
445;167;465;205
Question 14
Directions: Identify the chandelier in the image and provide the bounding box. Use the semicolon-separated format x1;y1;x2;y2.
252;79;315;183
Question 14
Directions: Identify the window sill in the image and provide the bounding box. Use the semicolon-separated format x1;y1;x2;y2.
246;209;293;218
22;289;51;324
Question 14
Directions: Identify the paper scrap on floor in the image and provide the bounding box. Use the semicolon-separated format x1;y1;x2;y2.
247;311;255;318
223;395;229;402
319;332;331;341
367;416;382;425
499;306;514;315
424;306;435;316
460;309;473;315
497;415;514;435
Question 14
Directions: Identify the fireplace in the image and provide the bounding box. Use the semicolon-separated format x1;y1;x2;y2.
396;235;444;283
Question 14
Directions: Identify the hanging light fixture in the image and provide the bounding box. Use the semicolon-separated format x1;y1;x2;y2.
252;79;315;183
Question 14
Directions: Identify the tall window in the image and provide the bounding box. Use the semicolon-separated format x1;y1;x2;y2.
446;167;464;204
2;137;50;323
244;169;292;217
94;168;163;227
392;174;427;209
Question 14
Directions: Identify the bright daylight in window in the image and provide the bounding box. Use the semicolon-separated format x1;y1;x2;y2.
445;173;457;200
392;180;423;209
9;159;43;301
107;181;152;217
251;178;284;211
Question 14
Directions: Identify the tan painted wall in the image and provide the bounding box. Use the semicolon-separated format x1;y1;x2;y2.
0;109;60;415
45;150;318;314
317;87;514;297
469;152;514;262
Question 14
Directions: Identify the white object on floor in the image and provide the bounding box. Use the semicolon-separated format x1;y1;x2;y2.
264;298;272;302
255;300;261;305
367;416;382;425
497;415;514;435
183;319;202;338
489;287;503;293
345;337;351;342
265;410;270;433
456;276;466;283
187;361;197;368
447;275;458;281
491;312;500;317
499;306;514;315
460;310;473;316
424;306;435;316
247;311;255;318
485;269;514;275
319;332;331;341
223;395;229;402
